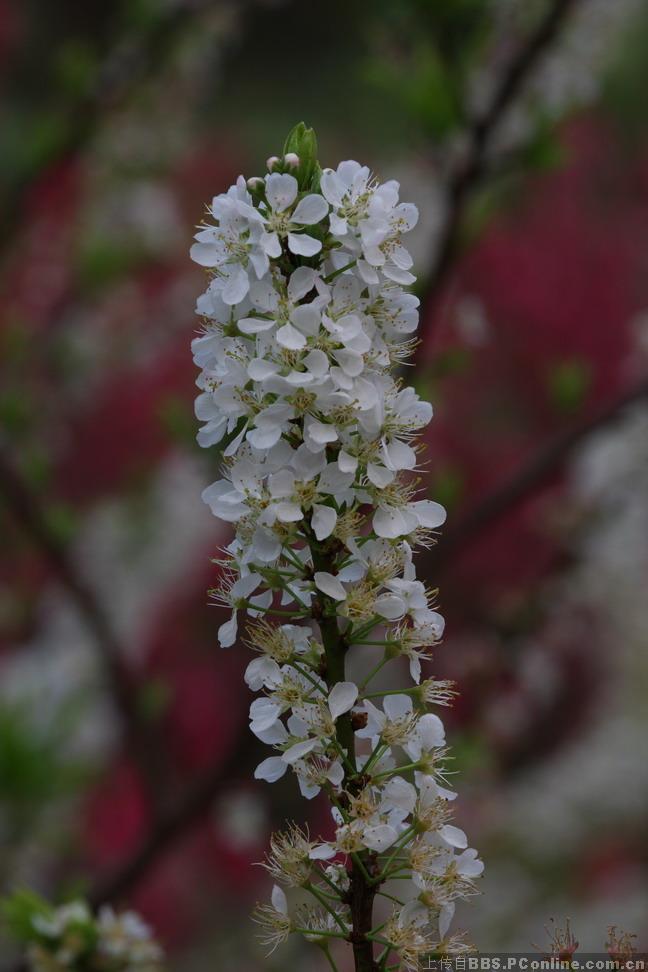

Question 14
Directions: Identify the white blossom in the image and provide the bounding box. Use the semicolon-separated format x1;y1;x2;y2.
192;127;482;963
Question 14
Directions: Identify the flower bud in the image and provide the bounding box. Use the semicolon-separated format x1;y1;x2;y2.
247;176;264;192
266;155;281;172
284;152;300;169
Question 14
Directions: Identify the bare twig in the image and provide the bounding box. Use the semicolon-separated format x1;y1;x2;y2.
87;744;253;908
0;0;236;257
421;0;582;324
0;444;167;799
2;743;254;972
4;376;644;971
427;377;648;571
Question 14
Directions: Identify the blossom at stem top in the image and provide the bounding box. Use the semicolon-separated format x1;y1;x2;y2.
191;122;483;970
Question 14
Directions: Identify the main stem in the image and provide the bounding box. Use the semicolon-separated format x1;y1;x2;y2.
315;549;378;972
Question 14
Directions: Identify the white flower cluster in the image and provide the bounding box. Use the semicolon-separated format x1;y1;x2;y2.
191;125;482;968
25;901;163;972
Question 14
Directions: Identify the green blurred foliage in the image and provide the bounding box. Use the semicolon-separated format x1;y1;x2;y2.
602;3;648;142
0;702;85;834
2;888;53;943
363;0;491;139
547;358;592;414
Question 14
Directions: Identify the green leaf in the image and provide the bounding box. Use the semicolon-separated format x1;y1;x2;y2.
547;358;591;414
282;121;319;190
2;889;52;943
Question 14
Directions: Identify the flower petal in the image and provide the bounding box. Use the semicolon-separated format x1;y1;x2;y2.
254;756;288;783
276;322;307;350
265;172;298;212
312;503;337;540
411;500;447;529
288;232;322;256
328;681;358;720
314;571;346;601
292;193;329;225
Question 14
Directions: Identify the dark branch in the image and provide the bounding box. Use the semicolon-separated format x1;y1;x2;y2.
88;745;251;908
0;444;167;799
421;0;582;322
0;0;229;258
428;377;648;571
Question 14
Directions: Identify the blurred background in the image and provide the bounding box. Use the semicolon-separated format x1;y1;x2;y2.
1;0;647;967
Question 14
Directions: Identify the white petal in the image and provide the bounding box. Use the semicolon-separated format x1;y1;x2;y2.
363;824;398;852
190;242;220;267
303;349;329;377
329;212;347;235
439;825;468;850
282;738;319;764
247;425;282;449
314;571;346;601
260;231;282;258
265;172;298;212
275;501;304;523
292;194;329;225
312;504;337;540
367;463;395;488
439;902;455;939
374;593;406;620
373;505;408;538
221;266;250;305
382;776;417;813
276;322;307;350
238;316;275;334
320;169;346;207
309;844;336;861
338;450;358;473
244;657;281;691
290;304;321;336
382;439;416;471
383;694;413;722
328;681;358;720
288;266;317;300
218;613;237;647
418;712;446;749
288;232;322;256
271;885;288;914
248;358;280;380
411;500;447;529
254;756;288;783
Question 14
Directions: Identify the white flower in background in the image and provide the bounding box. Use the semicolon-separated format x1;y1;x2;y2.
191;124;482;965
16;897;163;972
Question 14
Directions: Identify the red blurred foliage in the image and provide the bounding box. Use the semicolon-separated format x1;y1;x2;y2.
3;109;648;945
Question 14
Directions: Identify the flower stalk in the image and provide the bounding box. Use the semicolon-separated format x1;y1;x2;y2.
191;122;483;970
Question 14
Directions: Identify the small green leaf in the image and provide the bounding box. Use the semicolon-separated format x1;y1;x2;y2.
282;122;319;190
2;889;52;942
547;358;591;413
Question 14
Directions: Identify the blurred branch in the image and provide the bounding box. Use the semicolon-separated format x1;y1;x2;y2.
0;444;167;801
87;746;253;908
0;0;232;258
2;741;255;972
428;377;648;571
6;378;645;962
421;0;582;324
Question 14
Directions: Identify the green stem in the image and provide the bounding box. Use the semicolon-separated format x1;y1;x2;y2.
305;882;349;934
324;259;357;283
372;761;421;782
323;945;342;972
359;656;389;692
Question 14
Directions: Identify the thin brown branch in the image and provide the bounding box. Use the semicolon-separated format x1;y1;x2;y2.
421;0;582;323
2;743;253;972
0;444;167;800
0;0;236;258
87;744;252;908
428;377;648;571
